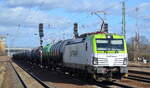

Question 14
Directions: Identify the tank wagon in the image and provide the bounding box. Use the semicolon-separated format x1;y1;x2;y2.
42;40;72;68
12;51;31;61
42;44;51;66
30;47;41;64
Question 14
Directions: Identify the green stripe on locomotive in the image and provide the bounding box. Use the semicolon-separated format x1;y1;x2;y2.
86;33;127;54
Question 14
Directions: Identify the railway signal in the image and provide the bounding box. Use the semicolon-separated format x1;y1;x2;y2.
39;23;44;37
39;23;44;68
73;23;79;39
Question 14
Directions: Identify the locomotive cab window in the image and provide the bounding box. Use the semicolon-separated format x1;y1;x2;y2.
96;40;109;51
96;39;124;51
110;40;124;51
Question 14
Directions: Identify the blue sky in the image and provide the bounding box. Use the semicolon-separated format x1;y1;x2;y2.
0;0;150;48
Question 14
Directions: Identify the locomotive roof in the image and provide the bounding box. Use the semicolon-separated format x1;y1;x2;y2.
90;33;125;39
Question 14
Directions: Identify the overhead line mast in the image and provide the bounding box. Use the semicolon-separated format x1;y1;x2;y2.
133;7;140;61
122;2;126;38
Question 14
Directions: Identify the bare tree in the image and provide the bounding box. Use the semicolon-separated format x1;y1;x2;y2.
127;35;150;61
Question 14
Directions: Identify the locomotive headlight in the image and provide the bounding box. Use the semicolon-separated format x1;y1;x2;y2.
93;57;98;65
123;58;128;65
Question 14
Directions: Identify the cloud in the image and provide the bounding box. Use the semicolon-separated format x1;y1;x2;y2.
0;4;73;47
0;25;39;47
0;5;72;28
1;0;150;47
5;0;74;9
125;2;150;40
5;0;122;13
6;0;150;18
138;2;150;12
126;2;150;21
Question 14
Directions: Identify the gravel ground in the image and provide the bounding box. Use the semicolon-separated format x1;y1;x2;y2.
0;64;6;88
127;63;150;88
120;78;150;88
128;67;150;73
0;56;10;61
128;61;150;73
128;61;150;67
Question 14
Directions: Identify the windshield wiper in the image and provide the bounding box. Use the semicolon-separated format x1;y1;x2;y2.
114;47;119;53
115;50;118;53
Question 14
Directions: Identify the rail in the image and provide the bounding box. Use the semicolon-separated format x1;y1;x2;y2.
9;62;27;88
129;70;150;76
14;62;56;88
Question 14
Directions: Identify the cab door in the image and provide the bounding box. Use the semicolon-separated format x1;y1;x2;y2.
85;40;93;65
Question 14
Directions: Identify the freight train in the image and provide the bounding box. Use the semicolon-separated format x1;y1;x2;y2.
12;23;128;81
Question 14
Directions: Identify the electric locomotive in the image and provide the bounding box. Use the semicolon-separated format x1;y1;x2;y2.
63;33;128;80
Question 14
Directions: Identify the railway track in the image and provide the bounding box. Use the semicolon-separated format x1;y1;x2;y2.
0;56;55;88
128;65;150;68
0;61;25;88
127;75;150;83
56;69;135;88
66;72;150;88
54;66;150;88
9;62;27;88
129;70;150;76
13;59;150;88
11;61;56;88
14;60;136;88
128;70;150;83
